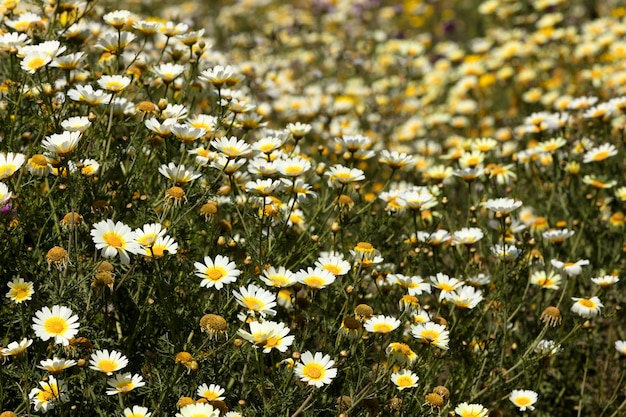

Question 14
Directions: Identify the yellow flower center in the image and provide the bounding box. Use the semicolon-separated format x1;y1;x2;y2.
205;267;226;281
395;375;414;387
265;337;279;348
324;265;342;275
592;150;609;161
202;390;219;400
302;363;324;380
12;284;30;301
420;329;439;341
284;165;303;176
269;275;289;286
44;316;68;335
0;163;16;178
137;234;157;246
98;359;118;373
243;296;263;310
372;323;394;333
392;343;413;356
578;299;595;308
439;283;455;292
37;389;55;402
103;232;123;248
27;57;47;71
304;276;325;288
515;396;532;406
117;381;133;392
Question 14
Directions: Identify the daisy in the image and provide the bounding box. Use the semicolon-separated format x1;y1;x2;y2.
529;270;561;290
29;375;69;413
315;253;351;276
417;229;452;246
145;118;176;136
197;383;225;401
379;150;415;169
411;322;450;350
325;165;366;187
571;296;603;318
212;136;253;159
386;342;417;366
277;156;312;177
253;135;285;154
453;227;484;245
233;284;277;317
67;84;112;106
106;373;145;395
0;152;26;180
194;254;241;290
103;10;133;28
398;189;438;213
80;159;100;176
98;75;131;93
6;277;34;303
550;259;590;277
158;162;202;185
237;320;295;353
171;124;206;145
490;244;521;261
583;143;617;163
294;351;337;388
482;198;522;215
335;134;371;152
363;315;401;334
96;31;136;54
123;405;152;417
91;219;141;264
615;341;626;355
350;241;384;266
37;357;77;373
446;286;483;309
162;103;188;120
21;51;51;73
296;266;337;289
42;131;82;157
430;273;462;301
591;275;619;288
542;229;575;243
391;369;419;390
387;274;432;296
509;389;538;411
1;338;33;357
152;63;186;84
89;349;128;375
455;402;488;417
26;154;50;177
134;223;167;248
245;178;284;196
32;305;80;346
176;403;220;417
145;236;178;258
259;266;297;288
199;64;242;87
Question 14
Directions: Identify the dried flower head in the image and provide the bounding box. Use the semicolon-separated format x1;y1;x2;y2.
425;392;444;409
46;246;69;271
165;186;186;206
175;352;198;373
200;314;228;339
354;304;374;321
60;212;83;228
540;306;562;327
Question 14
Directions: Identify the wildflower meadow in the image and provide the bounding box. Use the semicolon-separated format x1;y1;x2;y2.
3;0;626;416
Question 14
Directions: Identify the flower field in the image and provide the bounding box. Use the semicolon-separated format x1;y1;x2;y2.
2;0;626;416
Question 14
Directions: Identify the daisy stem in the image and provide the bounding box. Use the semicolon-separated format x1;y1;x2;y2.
290;389;315;417
577;346;590;417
